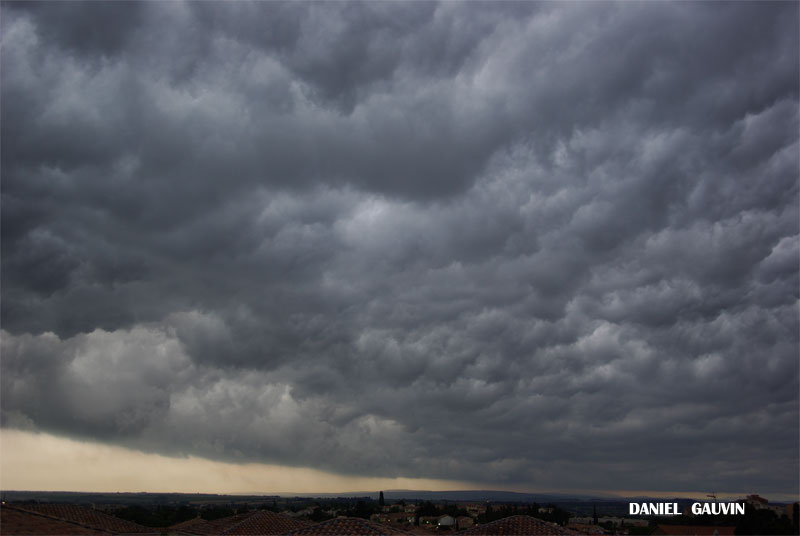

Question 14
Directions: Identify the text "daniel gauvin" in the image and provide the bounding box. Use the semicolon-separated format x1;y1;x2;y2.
629;503;746;515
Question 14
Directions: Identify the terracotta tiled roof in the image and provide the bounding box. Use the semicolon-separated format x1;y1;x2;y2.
169;517;209;530
177;513;254;535
1;505;110;535
6;505;155;535
653;525;736;536
223;511;313;535
177;511;312;536
461;515;577;535
282;516;410;535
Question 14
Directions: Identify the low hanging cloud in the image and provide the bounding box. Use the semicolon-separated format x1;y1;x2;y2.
1;1;798;495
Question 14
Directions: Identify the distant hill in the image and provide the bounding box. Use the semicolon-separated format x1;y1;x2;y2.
4;489;769;517
0;490;282;505
364;489;615;503
0;489;619;504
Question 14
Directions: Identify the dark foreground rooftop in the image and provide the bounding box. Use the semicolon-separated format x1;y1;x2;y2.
1;506;581;536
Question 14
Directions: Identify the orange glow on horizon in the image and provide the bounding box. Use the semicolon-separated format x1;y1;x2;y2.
1;429;795;503
0;428;476;494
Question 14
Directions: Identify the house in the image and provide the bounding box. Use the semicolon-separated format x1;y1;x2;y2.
286;508;317;518
786;502;799;525
464;504;485;516
372;512;412;526
745;495;768;507
744;495;785;517
455;516;474;530
418;516;440;526
437;515;455;530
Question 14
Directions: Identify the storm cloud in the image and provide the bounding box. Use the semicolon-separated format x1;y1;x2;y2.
1;1;798;495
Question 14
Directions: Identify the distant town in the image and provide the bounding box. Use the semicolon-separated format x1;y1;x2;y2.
1;490;797;535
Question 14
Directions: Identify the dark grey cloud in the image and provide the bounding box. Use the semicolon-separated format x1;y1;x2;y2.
1;1;798;495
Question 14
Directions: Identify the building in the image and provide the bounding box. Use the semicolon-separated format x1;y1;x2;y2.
455;516;474;530
437;515;455;530
745;495;768;507
744;494;785;517
593;516;648;527
786;502;799;525
464;504;485;516
371;512;413;526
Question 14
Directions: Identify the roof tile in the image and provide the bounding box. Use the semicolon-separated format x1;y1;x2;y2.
282;517;410;536
177;511;312;536
1;505;110;535
653;525;736;536
461;515;577;535
11;504;154;534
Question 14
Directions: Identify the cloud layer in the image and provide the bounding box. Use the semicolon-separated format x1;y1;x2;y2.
2;1;798;494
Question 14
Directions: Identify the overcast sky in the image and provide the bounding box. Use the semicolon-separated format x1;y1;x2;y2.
1;1;798;498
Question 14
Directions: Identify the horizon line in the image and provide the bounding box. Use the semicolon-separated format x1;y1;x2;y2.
2;488;797;504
